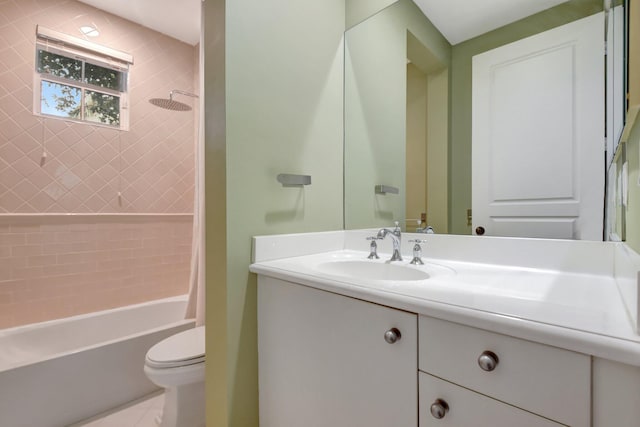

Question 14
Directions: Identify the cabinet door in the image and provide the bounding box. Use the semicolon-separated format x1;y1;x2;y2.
258;276;417;427
419;373;562;427
593;358;640;427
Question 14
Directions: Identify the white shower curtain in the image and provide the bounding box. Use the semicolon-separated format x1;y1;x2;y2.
185;120;205;325
185;164;205;326
185;63;205;326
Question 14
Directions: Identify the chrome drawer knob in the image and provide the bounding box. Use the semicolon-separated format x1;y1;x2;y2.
478;350;499;371
430;399;449;419
384;328;401;344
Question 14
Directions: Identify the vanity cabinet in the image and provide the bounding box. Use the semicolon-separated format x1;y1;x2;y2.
252;231;640;427
257;275;633;427
257;276;418;427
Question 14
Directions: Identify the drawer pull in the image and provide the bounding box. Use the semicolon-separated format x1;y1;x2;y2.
477;351;499;372
384;328;401;344
430;399;449;419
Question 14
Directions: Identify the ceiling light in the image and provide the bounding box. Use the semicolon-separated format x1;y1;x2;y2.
79;25;99;37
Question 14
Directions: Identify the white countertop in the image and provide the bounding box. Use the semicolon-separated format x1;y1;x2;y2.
250;231;640;366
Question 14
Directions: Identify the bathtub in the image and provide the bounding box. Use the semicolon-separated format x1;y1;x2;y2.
0;296;195;427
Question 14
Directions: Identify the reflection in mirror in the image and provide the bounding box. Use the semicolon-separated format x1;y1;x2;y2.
343;0;625;241
344;0;449;232
346;0;399;29
406;32;448;234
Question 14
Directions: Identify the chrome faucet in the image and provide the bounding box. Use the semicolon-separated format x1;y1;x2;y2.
366;236;380;259
376;221;403;262
408;239;425;265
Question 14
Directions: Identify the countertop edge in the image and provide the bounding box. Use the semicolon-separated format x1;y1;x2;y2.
250;263;640;367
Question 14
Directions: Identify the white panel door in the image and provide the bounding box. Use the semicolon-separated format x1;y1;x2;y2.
472;12;604;240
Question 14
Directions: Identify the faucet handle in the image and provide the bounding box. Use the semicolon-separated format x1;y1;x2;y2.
366;236;380;259
408;239;425;265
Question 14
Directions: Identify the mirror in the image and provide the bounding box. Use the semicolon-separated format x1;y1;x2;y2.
344;0;449;233
344;0;624;239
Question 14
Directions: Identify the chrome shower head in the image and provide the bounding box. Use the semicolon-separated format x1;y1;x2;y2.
149;90;198;111
149;97;192;111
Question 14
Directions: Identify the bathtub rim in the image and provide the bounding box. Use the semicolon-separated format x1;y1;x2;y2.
0;295;195;372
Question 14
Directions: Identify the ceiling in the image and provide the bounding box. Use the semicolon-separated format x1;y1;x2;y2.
77;0;570;47
77;0;201;45
412;0;570;45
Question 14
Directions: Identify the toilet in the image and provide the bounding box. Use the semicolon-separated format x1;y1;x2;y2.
144;326;205;427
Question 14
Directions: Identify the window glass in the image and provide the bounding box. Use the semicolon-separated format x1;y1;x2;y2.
40;80;81;119
36;49;82;81
84;62;125;91
35;44;129;129
84;90;120;126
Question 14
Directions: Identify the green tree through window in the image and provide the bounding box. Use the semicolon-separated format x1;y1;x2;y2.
36;46;127;128
85;90;120;125
36;50;82;80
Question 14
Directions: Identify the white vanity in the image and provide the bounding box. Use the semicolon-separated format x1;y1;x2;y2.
250;230;640;427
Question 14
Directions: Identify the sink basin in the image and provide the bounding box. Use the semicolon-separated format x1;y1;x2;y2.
317;260;430;281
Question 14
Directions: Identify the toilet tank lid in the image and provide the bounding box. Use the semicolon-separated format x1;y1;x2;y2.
146;326;205;365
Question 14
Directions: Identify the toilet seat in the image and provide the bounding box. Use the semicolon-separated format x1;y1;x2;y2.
145;326;205;369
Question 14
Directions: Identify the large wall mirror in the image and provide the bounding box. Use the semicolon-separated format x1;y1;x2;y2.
344;0;630;241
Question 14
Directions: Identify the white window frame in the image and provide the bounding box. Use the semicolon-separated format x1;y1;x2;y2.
33;26;133;130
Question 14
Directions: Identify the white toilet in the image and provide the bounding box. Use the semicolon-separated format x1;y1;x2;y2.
144;326;205;427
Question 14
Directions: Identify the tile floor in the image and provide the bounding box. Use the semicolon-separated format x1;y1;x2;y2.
70;392;164;427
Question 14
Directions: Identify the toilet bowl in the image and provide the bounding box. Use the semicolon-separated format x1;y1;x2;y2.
144;326;205;427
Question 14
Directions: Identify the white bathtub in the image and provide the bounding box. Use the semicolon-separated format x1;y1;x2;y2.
0;296;195;427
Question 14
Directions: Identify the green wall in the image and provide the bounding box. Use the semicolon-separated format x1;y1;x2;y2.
624;116;640;253
449;0;603;234
206;0;346;425
203;0;227;425
346;0;397;29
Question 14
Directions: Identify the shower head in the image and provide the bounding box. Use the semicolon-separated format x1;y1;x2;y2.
149;97;192;111
149;90;198;111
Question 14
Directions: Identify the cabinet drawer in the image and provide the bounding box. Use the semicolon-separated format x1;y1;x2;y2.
419;372;562;427
419;316;590;426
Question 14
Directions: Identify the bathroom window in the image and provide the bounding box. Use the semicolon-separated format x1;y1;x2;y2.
34;27;132;130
